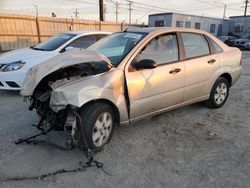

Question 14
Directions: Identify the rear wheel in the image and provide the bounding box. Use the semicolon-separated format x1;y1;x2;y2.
205;77;229;108
79;102;115;151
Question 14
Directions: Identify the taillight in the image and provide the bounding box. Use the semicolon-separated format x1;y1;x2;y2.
240;56;243;65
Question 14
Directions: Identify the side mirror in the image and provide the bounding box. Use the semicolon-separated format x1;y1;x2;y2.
60;46;75;53
65;46;74;51
131;59;157;70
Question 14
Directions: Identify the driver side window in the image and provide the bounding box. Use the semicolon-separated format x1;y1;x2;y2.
135;34;179;65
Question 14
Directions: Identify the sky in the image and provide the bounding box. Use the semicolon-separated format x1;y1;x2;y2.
0;0;248;24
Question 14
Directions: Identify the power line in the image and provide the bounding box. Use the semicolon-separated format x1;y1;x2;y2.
196;0;242;12
69;0;98;5
130;1;183;13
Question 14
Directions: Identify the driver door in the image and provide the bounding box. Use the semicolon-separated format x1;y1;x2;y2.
125;33;185;119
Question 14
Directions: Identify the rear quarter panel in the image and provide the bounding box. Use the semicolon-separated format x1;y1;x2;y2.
219;47;242;85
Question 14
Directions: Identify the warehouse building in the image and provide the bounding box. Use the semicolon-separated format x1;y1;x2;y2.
229;15;250;37
148;12;229;37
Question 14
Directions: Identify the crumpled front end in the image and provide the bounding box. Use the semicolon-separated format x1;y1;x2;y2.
21;48;112;96
20;48;120;149
48;68;128;123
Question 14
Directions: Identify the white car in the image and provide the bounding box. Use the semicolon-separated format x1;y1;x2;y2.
243;41;250;50
0;31;110;90
234;38;249;48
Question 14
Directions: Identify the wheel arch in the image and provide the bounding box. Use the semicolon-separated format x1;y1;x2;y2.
79;98;120;124
219;73;232;87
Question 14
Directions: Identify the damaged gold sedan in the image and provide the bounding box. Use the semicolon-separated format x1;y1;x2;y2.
20;28;242;151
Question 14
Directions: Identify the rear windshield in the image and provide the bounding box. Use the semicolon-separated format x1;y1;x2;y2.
33;33;76;51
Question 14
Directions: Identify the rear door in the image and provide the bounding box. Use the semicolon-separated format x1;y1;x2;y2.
180;33;220;101
125;33;185;119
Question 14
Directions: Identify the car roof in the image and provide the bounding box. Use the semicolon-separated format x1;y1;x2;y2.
63;30;111;35
126;27;231;52
127;27;211;35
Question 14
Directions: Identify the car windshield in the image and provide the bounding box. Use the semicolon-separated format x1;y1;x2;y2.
88;32;147;66
32;33;76;51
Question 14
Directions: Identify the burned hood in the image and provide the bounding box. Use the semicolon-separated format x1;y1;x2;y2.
20;48;112;96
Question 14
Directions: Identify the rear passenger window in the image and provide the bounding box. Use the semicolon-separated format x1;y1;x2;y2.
136;34;179;65
210;39;223;53
181;33;210;59
69;35;97;49
97;34;108;40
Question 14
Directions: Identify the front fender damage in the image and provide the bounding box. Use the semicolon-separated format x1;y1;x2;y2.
20;50;128;149
49;69;128;122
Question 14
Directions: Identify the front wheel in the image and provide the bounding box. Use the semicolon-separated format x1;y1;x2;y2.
79;102;115;151
205;77;229;108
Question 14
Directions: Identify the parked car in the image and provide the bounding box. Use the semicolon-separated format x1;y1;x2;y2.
234;35;250;49
21;27;242;151
243;41;250;50
0;31;110;90
218;36;238;46
218;35;236;42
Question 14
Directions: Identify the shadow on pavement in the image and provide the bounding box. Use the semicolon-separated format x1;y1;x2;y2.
0;90;21;97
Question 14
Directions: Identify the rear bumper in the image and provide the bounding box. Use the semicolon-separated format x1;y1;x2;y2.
0;70;26;90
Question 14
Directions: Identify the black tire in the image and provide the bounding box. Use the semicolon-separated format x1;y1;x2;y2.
79;102;115;152
205;77;229;108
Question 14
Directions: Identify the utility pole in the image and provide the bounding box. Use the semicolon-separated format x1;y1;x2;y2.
104;4;107;21
33;4;40;43
214;2;226;19
73;9;79;19
244;0;249;16
33;4;38;17
115;2;119;22
99;0;104;21
128;0;132;24
223;4;226;19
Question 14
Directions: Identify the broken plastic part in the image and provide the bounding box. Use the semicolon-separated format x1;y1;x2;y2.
21;49;112;96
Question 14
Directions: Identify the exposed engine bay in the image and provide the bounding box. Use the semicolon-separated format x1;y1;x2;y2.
24;60;112;149
17;49;114;149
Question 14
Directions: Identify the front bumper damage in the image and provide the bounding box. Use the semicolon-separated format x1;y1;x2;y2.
19;48;120;149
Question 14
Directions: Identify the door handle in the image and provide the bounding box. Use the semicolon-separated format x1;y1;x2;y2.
208;59;216;64
169;68;181;74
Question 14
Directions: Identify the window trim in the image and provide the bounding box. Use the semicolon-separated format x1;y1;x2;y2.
67;34;98;49
185;21;191;28
205;35;224;54
235;24;243;32
210;24;216;33
155;20;164;27
128;32;181;71
178;32;212;61
176;21;184;28
96;34;108;40
141;33;180;67
194;22;201;29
